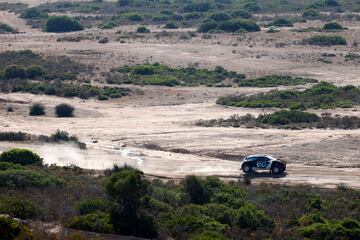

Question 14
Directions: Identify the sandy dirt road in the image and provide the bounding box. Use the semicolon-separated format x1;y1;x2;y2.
1;92;360;188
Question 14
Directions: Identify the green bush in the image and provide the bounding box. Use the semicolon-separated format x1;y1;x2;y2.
76;199;110;215
26;65;45;79
127;13;143;21
234;204;274;230
0;169;64;188
323;22;344;30
258;110;320;125
4;65;27;79
198;19;218;33
231;10;251;19
301;218;360;240
164;22;178;29
208;12;231;22
21;7;48;19
0;131;29;141
0;216;21;240
304;35;347;46
185;175;210;204
29;103;45;116
183;2;212;13
268;18;293;27
0;198;41;219
302;8;320;18
136;26;150;33
66;212;113;233
236;75;317;87
0;148;42;165
45;16;84;32
0;162;24;171
0;23;15;33
218;19;261;33
55;103;74;117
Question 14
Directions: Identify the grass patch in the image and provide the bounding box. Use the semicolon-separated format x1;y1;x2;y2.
217;82;360;109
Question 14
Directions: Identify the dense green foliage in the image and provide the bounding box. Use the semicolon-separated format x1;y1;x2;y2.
0;131;29;141
66;212;113;233
217;82;360;109
29;103;45;116
196;110;360;129
0;148;42;166
198;18;260;33
20;7;48;19
268;18;293;27
45;16;84;32
55;103;74;117
0;198;41;219
304;35;347;46
323;21;344;30
112;63;245;87
236;75;317;87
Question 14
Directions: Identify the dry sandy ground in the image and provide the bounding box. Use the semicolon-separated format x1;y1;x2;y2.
1;92;360;188
0;10;360;188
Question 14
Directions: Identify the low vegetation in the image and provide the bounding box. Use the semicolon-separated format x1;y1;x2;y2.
1;162;359;239
29;103;45;116
303;35;347;46
268;18;293;27
55;104;74;117
45;16;84;33
196;110;360;130
0;148;42;166
217;82;360;109
7;81;130;100
236;75;317;87
0;50;86;81
110;63;245;87
0;22;17;34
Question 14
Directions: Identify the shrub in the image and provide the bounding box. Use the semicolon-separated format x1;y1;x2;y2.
231;10;251;19
29;103;45;116
208;12;231;22
0;23;15;33
268;18;293;27
136;26;150;33
304;35;347;46
0;148;42;165
0;216;21;240
184;175;209;204
20;7;48;19
302;8;320;18
323;22;344;30
0;131;29;141
164;22;178;29
127;13;143;22
26;65;45;79
218;19;261;33
183;2;212;13
198;19;218;33
55;103;74;117
0;198;41;219
236;75;317;87
45;16;83;32
66;212;113;233
258;110;320;125
0;169;64;188
76;199;110;215
4;65;26;79
235;204;274;230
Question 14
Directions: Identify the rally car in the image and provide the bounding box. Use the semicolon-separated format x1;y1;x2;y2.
241;154;286;174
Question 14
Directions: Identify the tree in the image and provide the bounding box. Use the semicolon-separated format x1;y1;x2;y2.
184;175;209;204
55;103;74;117
45;16;83;33
104;167;156;237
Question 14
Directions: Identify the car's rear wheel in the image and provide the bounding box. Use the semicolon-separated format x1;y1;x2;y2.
242;163;252;174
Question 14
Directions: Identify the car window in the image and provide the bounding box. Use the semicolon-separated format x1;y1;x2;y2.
258;157;270;161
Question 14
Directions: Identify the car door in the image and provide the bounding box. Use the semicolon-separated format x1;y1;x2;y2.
256;157;270;169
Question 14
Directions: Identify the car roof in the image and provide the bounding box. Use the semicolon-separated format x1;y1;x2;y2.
246;154;276;159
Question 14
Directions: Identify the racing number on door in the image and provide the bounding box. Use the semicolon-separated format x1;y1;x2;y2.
256;158;269;169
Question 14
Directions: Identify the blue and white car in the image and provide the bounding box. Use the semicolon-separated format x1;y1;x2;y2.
241;154;286;174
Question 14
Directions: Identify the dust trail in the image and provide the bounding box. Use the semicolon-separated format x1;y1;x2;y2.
39;143;85;167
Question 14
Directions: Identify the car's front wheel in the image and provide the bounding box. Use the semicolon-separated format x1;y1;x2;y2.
271;163;284;174
242;163;252;174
